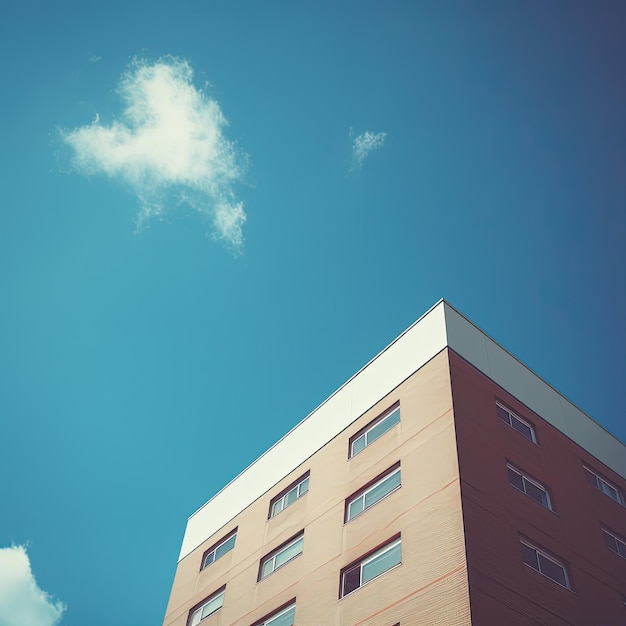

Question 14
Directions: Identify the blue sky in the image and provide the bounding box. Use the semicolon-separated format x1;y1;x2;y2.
0;2;624;625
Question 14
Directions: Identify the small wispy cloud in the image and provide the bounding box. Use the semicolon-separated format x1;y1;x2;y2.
0;545;66;626
61;56;247;251
88;55;101;63
349;129;387;173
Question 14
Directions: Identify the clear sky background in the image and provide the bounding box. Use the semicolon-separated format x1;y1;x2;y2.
0;2;624;625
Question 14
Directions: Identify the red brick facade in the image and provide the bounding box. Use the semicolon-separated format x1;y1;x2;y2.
450;351;626;624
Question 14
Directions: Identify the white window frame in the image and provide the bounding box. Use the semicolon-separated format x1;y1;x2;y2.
496;401;537;443
254;603;296;626
269;473;309;518
506;463;552;510
346;465;401;522
520;539;571;589
583;465;625;506
201;529;237;570
188;588;225;626
349;404;400;458
259;533;304;580
602;527;626;559
340;537;402;597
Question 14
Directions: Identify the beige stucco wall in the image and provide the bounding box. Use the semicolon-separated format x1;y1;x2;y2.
163;350;470;626
178;301;449;562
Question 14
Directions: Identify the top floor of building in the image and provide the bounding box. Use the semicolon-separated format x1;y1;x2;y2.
177;299;626;563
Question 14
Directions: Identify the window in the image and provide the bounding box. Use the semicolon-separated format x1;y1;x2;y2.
519;538;570;589
259;532;304;580
340;536;402;597
602;527;626;559
345;463;401;522
187;587;225;626
507;463;552;510
201;529;237;570
584;465;625;506
269;472;309;518
251;602;296;626
496;401;536;443
349;403;400;458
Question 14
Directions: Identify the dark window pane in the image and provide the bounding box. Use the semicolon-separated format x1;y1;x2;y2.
599;480;620;502
510;416;534;441
507;467;524;491
524;480;548;508
584;468;598;488
538;553;568;587
497;405;511;424
520;543;538;569
342;566;361;596
603;531;618;553
203;552;215;568
618;539;626;559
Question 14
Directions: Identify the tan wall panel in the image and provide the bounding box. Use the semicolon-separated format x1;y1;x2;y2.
164;351;470;626
179;303;451;561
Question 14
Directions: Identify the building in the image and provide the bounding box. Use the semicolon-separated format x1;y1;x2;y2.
162;300;626;625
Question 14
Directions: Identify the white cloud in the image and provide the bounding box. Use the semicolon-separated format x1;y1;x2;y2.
0;545;65;626
62;57;247;251
350;129;387;172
